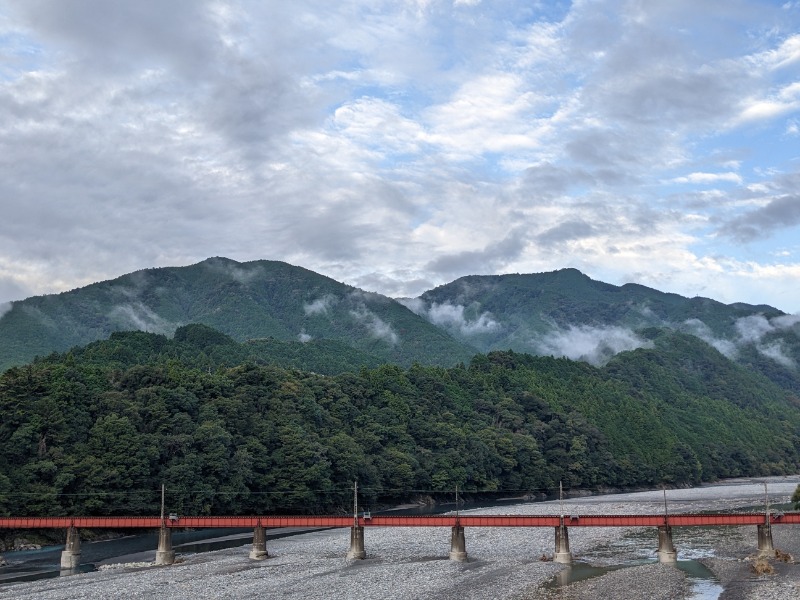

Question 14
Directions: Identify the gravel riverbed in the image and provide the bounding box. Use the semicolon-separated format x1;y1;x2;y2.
1;477;797;600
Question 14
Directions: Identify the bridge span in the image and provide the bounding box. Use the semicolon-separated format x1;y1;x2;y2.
2;512;798;568
2;512;799;529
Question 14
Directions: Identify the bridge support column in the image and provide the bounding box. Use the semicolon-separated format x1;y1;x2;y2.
249;524;269;560
656;525;677;563
347;525;366;560
155;523;175;565
60;525;81;570
449;525;467;562
553;524;572;564
757;524;774;554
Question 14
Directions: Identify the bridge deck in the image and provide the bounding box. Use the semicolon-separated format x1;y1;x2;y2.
1;513;798;529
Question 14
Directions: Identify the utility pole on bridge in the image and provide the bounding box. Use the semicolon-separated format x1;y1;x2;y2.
347;481;366;559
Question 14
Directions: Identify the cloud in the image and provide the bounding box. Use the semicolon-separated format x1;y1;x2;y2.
718;195;800;242
108;302;175;334
1;0;800;317
425;301;500;335
304;295;337;315
0;271;34;307
0;302;12;319
349;305;399;345
426;228;529;277
396;297;426;315
734;314;776;344
750;33;800;71
7;0;221;76
298;331;312;343
735;313;800;339
683;313;799;367
536;219;596;248
757;341;795;368
683;318;738;357
533;324;653;366
733;313;799;367
672;172;743;185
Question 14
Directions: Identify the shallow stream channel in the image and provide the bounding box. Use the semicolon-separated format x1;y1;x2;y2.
545;537;724;599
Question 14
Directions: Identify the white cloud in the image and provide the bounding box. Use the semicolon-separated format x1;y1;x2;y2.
672;172;743;185
304;295;337;315
757;341;795;368
759;33;800;70
533;324;653;366
333;97;427;156
1;0;800;318
735;314;775;343
425;301;500;335
108;303;174;334
349;305;399;345
733;313;798;367
298;331;312;342
424;73;549;159
683;318;738;357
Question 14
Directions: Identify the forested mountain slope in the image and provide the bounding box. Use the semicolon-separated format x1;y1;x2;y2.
2;260;798;398
0;257;476;372
1;327;797;516
407;269;800;387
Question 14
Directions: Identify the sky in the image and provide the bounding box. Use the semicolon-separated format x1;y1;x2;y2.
1;0;799;315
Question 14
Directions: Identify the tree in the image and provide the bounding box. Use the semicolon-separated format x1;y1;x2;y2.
793;484;800;510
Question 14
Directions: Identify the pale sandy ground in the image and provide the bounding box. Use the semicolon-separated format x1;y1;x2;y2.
0;477;797;600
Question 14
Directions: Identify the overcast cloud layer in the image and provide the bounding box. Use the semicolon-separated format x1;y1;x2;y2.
1;0;799;313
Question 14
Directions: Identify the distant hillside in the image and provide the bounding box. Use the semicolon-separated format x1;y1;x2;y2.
2;327;798;516
0;258;476;372
41;324;385;376
3;261;798;394
404;269;800;389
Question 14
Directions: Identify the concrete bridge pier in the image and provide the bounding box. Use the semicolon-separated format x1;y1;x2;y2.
60;525;81;570
656;525;677;563
347;526;366;560
449;525;467;562
155;523;175;565
553;524;572;564
757;524;774;554
249;524;269;560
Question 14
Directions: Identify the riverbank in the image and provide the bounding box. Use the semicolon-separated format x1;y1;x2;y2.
0;478;797;599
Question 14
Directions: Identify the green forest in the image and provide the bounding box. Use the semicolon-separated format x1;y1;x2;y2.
1;324;799;517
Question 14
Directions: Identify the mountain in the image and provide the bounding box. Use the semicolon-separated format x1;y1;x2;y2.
2;261;800;516
404;269;800;390
2;261;798;392
0;257;476;372
2;327;798;517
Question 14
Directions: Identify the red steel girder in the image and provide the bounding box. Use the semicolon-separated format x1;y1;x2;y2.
0;513;797;529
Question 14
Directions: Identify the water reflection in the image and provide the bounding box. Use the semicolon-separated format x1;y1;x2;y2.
546;559;722;600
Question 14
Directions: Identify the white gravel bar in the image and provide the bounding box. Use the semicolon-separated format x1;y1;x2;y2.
1;477;797;600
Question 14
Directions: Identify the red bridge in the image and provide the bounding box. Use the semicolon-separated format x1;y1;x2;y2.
1;512;799;529
2;511;798;569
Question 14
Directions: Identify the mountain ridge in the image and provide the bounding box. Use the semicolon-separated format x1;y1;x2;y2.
0;257;476;372
1;258;798;392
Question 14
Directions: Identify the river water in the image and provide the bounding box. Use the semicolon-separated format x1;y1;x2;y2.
541;477;799;600
1;476;797;596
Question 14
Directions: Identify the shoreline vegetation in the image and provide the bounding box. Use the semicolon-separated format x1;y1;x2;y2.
1;478;797;599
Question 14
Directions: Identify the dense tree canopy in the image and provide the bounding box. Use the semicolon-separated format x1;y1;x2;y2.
1;326;798;517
